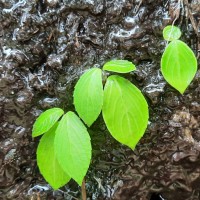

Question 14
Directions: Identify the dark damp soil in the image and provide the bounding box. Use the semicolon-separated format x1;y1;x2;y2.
0;0;200;199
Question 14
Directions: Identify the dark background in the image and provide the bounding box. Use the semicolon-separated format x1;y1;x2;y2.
0;0;200;199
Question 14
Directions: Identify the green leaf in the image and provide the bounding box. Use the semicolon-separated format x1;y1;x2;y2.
161;40;197;94
163;25;181;41
103;60;136;73
32;108;64;137
54;112;92;186
37;123;71;190
102;75;149;149
73;68;103;127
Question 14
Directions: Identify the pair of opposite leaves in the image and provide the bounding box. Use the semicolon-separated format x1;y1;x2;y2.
32;60;149;190
161;25;197;94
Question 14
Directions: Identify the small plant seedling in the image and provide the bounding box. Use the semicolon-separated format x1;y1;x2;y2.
161;25;197;94
32;59;149;190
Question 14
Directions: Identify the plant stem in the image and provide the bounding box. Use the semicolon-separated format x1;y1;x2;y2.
81;178;87;200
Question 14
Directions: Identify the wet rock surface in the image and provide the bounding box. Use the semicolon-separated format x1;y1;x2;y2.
0;0;200;199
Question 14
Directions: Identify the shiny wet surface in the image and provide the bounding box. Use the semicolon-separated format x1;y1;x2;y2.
0;0;200;199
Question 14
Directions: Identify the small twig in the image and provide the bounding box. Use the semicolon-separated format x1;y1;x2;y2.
56;189;79;200
165;21;177;47
165;0;180;47
81;178;87;200
134;0;143;14
37;192;40;200
184;0;199;36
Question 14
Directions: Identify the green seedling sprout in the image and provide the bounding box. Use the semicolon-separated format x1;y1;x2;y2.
32;60;149;190
161;25;197;94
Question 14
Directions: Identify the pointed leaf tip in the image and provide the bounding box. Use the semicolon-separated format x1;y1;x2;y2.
102;75;149;149
73;68;103;127
32;108;64;137
161;40;197;94
37;123;70;190
55;112;92;185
